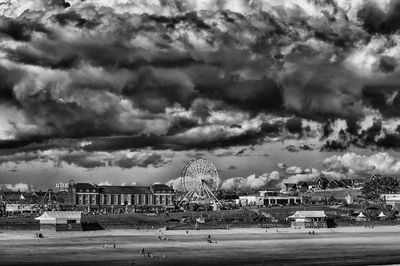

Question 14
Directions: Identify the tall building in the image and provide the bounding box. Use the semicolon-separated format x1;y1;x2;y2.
72;183;175;213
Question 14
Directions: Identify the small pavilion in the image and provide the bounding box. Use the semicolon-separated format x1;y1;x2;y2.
35;211;82;231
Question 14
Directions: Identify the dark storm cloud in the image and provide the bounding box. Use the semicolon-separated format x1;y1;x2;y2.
1;0;400;159
363;86;400;117
358;0;400;34
285;117;303;134
122;66;196;113
0;147;171;169
377;134;400;149
52;11;99;28
0;16;50;42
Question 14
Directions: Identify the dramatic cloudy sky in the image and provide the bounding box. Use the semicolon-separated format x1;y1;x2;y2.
2;0;400;191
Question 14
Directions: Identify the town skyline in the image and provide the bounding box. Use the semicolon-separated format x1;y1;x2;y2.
1;1;400;191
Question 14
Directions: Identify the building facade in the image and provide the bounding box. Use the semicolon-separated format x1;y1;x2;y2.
380;194;400;207
260;195;303;206
72;183;175;213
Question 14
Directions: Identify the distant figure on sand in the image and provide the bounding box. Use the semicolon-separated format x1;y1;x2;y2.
140;248;144;254
207;234;217;243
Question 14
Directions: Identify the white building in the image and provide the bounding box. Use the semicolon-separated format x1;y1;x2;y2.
380;194;400;206
238;195;258;206
261;196;302;206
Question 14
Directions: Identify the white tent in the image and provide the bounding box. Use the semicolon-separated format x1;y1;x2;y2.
357;212;366;218
378;212;386;218
35;211;82;224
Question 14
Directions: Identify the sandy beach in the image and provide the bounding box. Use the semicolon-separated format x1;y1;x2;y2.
1;226;400;265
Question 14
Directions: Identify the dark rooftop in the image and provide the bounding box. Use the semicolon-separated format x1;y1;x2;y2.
75;183;97;190
151;184;174;192
99;186;152;194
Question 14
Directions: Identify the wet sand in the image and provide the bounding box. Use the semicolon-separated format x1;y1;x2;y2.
2;226;400;266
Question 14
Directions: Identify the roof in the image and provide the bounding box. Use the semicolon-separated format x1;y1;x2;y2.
378;212;386;217
99;186;152;194
35;211;81;220
297;182;308;186
317;177;330;183
152;184;174;192
284;183;297;188
288;211;326;218
75;183;97;190
341;179;353;186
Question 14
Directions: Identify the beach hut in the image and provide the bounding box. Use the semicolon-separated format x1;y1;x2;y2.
378;211;386;220
35;211;82;231
288;211;327;228
356;212;367;221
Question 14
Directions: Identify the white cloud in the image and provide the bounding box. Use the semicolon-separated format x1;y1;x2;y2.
323;152;400;176
165;177;183;191
1;183;33;192
286;166;305;175
221;171;280;190
279;168;320;186
98;181;112;186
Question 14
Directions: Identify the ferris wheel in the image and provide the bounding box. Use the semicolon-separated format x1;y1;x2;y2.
181;158;219;192
180;159;221;207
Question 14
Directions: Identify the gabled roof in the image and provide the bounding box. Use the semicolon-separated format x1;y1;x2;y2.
341;179;353;186
284;183;297;188
288;210;326;218
317;177;330;183
338;180;347;187
297;182;308;187
99;186;152;194
35;211;81;220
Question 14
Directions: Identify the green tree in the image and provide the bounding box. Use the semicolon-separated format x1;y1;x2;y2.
361;176;400;200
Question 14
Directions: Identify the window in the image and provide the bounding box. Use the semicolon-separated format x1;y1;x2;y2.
67;220;76;224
